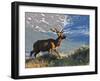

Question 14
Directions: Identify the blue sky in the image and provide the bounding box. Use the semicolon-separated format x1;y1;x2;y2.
25;13;89;53
63;14;89;44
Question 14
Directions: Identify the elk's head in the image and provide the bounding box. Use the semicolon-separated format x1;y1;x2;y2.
50;28;66;39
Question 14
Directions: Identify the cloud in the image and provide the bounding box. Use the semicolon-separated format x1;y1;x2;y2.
34;26;46;32
26;12;89;38
63;15;89;39
26;20;30;24
63;15;71;27
41;13;45;16
68;30;89;36
40;18;49;24
25;12;67;33
27;17;32;21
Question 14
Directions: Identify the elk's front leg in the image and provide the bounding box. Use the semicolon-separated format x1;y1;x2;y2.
54;49;61;59
49;49;55;56
49;49;52;54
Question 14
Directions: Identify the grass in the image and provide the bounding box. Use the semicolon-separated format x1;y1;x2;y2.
25;46;89;68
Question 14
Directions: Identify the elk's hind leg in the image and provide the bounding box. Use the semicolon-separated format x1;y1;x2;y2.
34;51;40;58
30;50;34;57
30;50;40;58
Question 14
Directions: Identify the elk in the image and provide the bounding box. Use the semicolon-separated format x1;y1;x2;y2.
30;28;66;58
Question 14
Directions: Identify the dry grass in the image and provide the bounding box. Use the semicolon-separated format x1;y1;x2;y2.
25;46;89;68
25;58;49;68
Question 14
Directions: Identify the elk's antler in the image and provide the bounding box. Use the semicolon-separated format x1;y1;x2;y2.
50;28;56;32
50;27;60;33
54;28;59;33
61;28;64;33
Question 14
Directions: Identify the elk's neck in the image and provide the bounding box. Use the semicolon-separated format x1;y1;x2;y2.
55;37;62;47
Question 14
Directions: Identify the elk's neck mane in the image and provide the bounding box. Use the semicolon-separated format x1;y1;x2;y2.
55;37;62;47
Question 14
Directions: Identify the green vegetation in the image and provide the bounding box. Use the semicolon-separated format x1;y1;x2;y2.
25;46;89;68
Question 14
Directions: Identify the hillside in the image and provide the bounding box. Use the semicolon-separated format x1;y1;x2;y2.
25;46;89;68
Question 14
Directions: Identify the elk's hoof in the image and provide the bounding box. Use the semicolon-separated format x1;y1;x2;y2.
57;56;61;59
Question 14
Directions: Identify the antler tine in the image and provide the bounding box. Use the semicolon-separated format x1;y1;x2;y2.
50;27;59;33
61;28;64;33
50;28;56;32
54;28;59;33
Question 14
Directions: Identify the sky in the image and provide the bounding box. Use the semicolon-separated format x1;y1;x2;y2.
64;15;89;35
63;14;89;43
25;12;89;53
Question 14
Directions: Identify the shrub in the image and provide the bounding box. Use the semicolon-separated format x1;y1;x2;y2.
25;46;89;68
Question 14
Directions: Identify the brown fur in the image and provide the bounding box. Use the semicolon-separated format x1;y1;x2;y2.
30;28;66;58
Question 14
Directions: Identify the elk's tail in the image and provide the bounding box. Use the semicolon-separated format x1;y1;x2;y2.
30;50;34;57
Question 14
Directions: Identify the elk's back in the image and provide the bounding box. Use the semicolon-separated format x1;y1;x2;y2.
33;39;55;52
